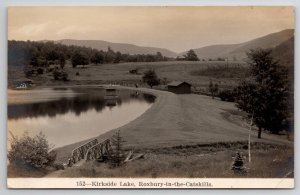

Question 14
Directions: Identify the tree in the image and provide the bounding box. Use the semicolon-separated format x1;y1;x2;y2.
71;51;89;68
104;47;115;63
114;51;122;63
91;50;104;64
231;152;246;175
155;52;164;61
235;48;289;138
208;80;219;99
8;132;56;169
110;130;125;167
184;49;199;61
142;70;160;88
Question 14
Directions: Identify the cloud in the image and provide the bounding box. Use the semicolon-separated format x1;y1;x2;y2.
15;22;49;36
56;25;94;36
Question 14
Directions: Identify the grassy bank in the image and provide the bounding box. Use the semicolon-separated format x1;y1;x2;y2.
48;141;293;178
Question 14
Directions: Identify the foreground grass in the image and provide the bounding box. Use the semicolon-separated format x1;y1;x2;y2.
56;141;293;178
7;164;55;178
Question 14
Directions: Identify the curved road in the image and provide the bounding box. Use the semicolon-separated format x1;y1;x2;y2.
54;86;292;163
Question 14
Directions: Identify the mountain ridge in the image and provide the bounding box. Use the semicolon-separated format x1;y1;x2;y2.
44;29;294;61
179;29;294;60
54;39;178;58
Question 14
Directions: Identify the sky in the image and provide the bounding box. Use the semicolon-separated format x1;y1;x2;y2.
8;6;294;52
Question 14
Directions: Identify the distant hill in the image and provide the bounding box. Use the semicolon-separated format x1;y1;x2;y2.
272;36;294;67
55;39;178;58
9;29;294;67
180;29;294;61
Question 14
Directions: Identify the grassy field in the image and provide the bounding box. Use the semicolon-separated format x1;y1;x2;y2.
44;141;293;178
68;61;246;89
8;60;247;90
190;64;250;79
8;141;293;178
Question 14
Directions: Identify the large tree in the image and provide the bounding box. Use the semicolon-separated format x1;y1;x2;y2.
236;48;289;138
184;49;199;61
142;70;160;88
91;50;104;64
71;51;89;68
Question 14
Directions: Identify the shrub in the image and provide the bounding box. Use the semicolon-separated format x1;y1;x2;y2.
219;89;236;102
231;152;246;175
53;69;68;81
142;70;160;88
8;132;56;169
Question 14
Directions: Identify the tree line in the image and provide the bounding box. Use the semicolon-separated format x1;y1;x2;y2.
8;40;171;68
8;40;205;69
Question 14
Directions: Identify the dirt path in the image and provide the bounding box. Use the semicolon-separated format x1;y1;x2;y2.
54;86;292;163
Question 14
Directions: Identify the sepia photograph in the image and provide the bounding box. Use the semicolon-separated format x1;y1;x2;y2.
6;6;294;188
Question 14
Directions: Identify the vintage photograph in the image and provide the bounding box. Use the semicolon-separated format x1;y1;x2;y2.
7;6;294;188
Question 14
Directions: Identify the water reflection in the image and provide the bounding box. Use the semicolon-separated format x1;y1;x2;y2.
8;89;155;119
8;88;155;148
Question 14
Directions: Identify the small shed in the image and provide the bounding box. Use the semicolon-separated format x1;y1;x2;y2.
167;81;191;94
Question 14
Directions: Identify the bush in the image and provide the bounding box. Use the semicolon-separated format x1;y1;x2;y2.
8;132;56;169
219;89;236;102
142;70;160;88
53;69;68;81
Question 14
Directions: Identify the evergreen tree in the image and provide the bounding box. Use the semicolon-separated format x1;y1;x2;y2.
236;48;289;138
110;130;125;167
231;152;245;174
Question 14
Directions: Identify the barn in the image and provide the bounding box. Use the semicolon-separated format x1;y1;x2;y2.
167;81;191;94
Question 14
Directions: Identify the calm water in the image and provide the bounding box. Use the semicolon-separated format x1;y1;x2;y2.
7;87;155;148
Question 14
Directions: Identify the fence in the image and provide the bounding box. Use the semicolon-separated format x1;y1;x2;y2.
70;139;98;164
86;139;112;161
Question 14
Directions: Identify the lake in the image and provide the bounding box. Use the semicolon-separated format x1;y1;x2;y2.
7;87;155;148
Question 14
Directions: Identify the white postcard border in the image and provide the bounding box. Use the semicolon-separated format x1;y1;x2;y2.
7;178;294;189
